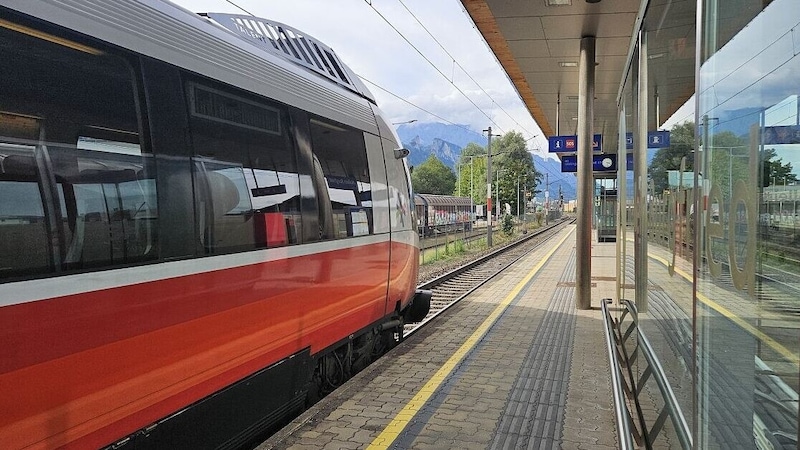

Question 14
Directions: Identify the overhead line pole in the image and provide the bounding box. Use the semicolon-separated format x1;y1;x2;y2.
484;127;494;247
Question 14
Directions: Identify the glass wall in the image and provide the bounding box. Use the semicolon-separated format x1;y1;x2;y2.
618;0;799;447
696;0;800;447
617;58;636;306
615;0;699;443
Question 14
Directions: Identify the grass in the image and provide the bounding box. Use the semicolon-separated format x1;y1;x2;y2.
419;225;533;266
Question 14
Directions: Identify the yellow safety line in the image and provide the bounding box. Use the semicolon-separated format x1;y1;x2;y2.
647;252;799;367
367;228;574;449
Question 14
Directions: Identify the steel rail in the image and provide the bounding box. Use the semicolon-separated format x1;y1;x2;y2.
405;218;572;337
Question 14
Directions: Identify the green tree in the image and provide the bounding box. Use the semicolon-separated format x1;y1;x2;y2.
762;148;798;187
492;131;542;216
707;131;749;199
411;154;456;194
454;142;487;204
649;121;695;195
502;213;514;235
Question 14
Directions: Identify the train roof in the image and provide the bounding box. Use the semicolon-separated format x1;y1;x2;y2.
201;13;373;102
414;194;472;207
1;0;380;134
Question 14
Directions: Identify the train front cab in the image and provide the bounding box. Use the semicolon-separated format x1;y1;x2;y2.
614;0;800;446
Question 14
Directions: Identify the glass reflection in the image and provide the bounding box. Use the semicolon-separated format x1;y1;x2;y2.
698;0;800;446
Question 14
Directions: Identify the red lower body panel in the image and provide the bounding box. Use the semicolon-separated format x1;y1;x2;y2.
0;241;417;449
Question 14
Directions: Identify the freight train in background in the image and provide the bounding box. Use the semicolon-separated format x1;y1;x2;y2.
414;193;474;237
0;1;430;448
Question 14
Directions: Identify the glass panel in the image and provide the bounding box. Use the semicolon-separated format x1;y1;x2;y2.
193;158;258;253
698;0;800;446
0;143;50;278
0;22;150;277
626;0;701;441
187;81;301;251
309;118;373;239
52;146;157;268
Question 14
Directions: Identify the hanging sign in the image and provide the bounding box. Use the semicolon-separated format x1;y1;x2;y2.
548;134;602;153
625;131;671;149
560;154;618;173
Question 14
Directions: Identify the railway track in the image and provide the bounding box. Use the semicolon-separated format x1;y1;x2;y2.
404;218;572;337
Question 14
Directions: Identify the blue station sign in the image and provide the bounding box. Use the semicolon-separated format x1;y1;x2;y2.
549;134;603;153
561;155;577;172
561;154;618;173
625;131;671;149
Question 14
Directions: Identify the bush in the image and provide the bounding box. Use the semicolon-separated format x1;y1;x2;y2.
502;214;514;235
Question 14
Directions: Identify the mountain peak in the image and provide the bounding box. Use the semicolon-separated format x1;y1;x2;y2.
397;122;577;200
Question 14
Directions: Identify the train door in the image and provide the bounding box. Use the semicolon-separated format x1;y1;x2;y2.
380;133;417;316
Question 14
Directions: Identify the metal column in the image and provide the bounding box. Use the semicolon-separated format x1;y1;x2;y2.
485;128;494;247
635;30;649;312
576;36;595;310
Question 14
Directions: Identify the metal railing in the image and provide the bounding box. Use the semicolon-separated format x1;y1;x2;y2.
601;298;692;449
601;299;636;449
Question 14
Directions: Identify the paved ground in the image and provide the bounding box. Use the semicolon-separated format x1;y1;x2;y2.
258;225;619;449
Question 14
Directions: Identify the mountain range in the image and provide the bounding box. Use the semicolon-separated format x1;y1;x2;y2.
396;122;577;201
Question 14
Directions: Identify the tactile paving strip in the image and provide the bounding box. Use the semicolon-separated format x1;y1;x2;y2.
488;249;577;450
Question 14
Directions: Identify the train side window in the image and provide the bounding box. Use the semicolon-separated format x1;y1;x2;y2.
308;118;372;239
0;23;153;277
51;139;157;269
0;141;51;278
186;81;301;252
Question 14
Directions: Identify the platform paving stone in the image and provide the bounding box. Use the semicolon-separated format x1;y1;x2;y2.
258;226;619;449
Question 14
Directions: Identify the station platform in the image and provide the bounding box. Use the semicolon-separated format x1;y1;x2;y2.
258;224;620;450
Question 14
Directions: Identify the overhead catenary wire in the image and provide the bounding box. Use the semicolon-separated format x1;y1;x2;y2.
361;76;487;141
362;0;505;134
395;0;539;141
220;0;542;144
224;0;253;16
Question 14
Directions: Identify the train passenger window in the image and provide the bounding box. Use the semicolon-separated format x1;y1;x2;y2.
50;140;157;269
308;118;372;239
0;141;51;278
186;81;301;252
0;23;153;278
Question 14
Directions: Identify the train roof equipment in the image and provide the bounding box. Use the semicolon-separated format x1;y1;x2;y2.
201;13;375;103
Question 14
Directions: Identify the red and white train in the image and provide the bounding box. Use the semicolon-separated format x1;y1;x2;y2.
0;1;429;448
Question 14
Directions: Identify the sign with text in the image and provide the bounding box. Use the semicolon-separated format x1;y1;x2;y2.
561;155;577;172
560;154;618;173
549;134;602;153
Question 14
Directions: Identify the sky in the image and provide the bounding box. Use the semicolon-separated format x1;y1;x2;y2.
167;0;548;154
